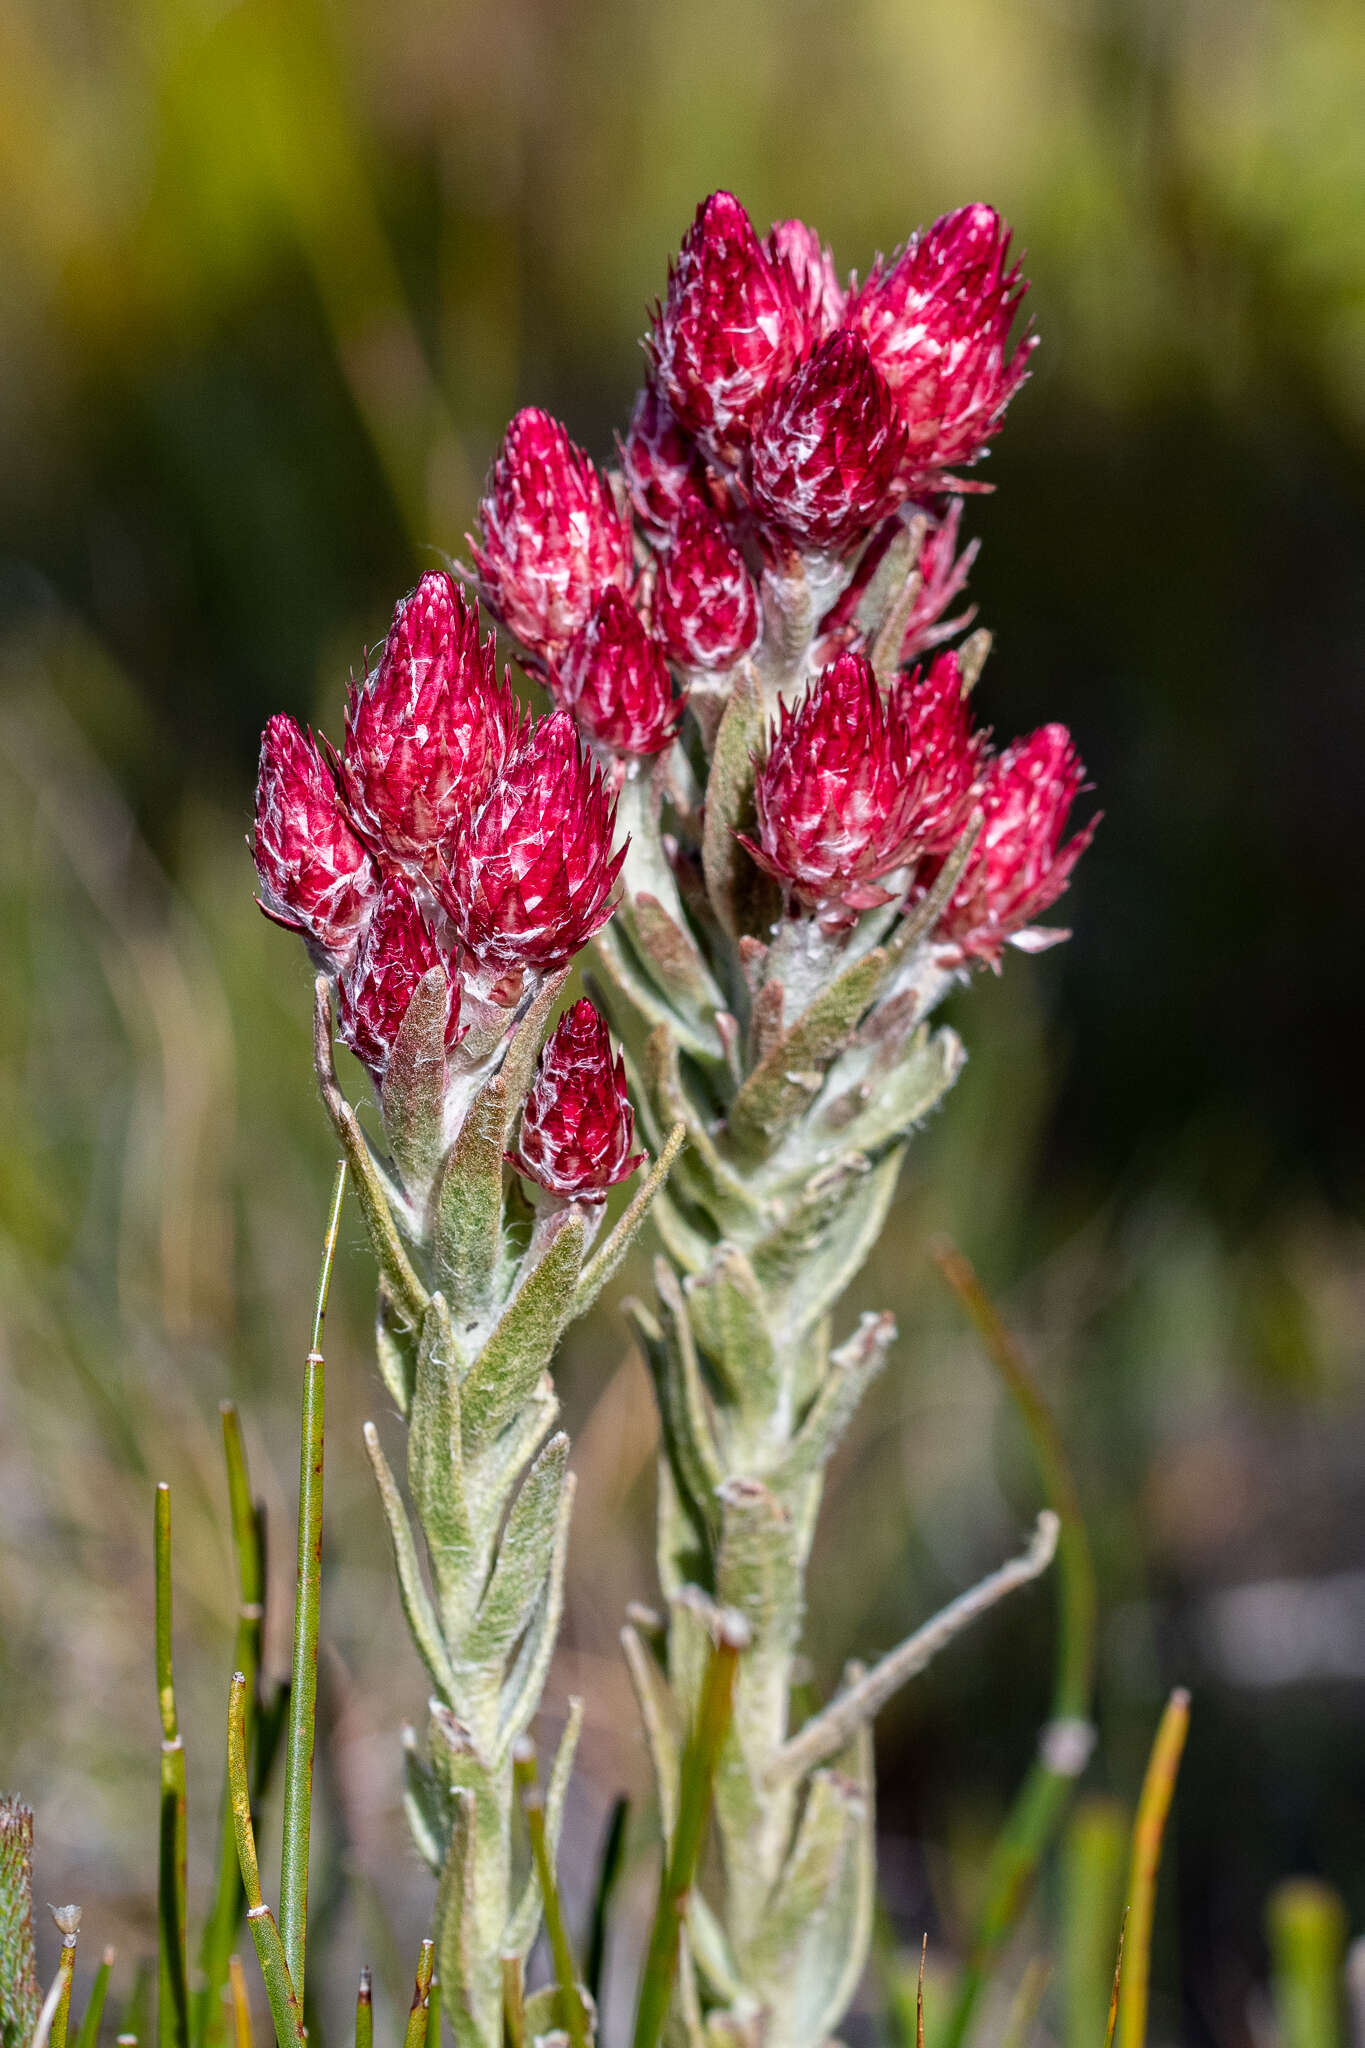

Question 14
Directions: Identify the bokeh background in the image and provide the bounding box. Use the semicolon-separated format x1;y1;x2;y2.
3;0;1365;2040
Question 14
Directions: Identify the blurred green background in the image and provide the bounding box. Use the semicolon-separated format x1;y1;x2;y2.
3;0;1365;2040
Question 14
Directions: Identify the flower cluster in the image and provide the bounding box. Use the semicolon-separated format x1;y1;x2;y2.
460;187;1090;964
252;569;636;1196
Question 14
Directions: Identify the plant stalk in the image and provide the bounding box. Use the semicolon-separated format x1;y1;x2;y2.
279;1160;347;2007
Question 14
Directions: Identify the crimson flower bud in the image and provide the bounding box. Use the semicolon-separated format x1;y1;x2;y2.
555;587;683;757
253;714;378;969
740;650;981;916
764;218;846;345
848;204;1035;482
932;723;1098;965
440;710;625;984
651;500;761;672
508;998;643;1200
619;380;709;538
472;408;631;658
343;572;514;875
749;331;906;554
900;501;980;662
650;191;802;461
336;875;461;1081
887;651;985;853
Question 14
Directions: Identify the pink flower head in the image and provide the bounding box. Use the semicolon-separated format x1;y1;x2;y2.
888;651;985;852
619;380;709;537
749;330;907;554
440;710;625;984
650;191;803;461
555;586;683;757
472;408;631;658
740;649;977;917
933;722;1098;965
900;501;980;662
342;572;514;875
508;998;643;1200
848;204;1035;483
336;874;462;1082
253;714;378;969
651;499;761;672
764;218;846;345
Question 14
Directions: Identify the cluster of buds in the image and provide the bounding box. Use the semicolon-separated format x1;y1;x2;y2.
252;569;636;1191
251;186;1092;2048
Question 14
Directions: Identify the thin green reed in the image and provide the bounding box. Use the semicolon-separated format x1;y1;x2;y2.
279;1159;348;2007
155;1486;190;2048
632;1619;745;2048
931;1242;1099;2048
196;1405;267;2047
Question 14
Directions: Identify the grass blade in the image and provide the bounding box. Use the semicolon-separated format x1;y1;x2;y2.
1060;1798;1129;2048
1267;1880;1347;2048
501;1957;526;2048
227;1674;304;2048
586;1798;629;2008
516;1747;589;2048
930;1243;1099;2048
279;1161;347;2009
155;1487;190;2048
1116;1689;1190;2048
354;1970;372;2048
632;1615;745;2048
74;1948;115;2048
196;1407;267;2048
402;1943;434;2048
225;1961;252;2048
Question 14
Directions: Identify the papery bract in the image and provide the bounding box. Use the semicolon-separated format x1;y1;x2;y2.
650;191;802;461
740;649;977;915
749;330;906;554
932;721;1097;964
900;500;980;661
764;218;847;345
619;380;709;538
343;571;513;875
848;203;1035;483
254;714;378;968
472;408;631;658
509;997;643;1199
651;499;761;672
555;586;683;757
440;710;625;984
336;873;461;1081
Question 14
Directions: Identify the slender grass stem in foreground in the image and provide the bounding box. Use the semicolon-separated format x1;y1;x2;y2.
1117;1690;1191;2048
279;1159;347;2010
930;1243;1098;2048
633;1616;746;2048
155;1487;189;2048
197;1406;268;2048
74;1948;115;2048
227;1674;305;2048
